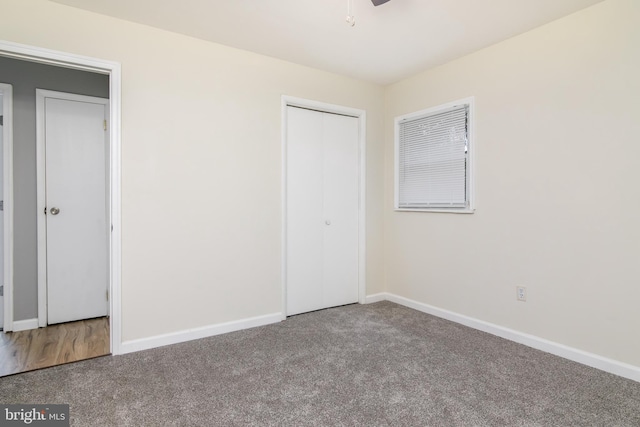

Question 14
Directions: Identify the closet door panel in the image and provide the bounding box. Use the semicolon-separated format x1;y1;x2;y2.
286;106;325;315
322;113;359;308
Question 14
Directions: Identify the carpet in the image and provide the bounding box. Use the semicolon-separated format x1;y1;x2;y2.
0;301;638;426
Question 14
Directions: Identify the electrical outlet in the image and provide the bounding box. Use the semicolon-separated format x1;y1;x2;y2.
516;286;527;302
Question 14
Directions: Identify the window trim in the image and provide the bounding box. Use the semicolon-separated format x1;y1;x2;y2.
394;96;475;213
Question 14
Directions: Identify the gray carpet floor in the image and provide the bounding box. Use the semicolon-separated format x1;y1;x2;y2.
1;301;639;426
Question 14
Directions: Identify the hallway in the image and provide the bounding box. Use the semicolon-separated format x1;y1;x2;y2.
0;317;109;377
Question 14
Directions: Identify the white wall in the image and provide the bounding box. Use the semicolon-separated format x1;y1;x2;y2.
0;0;385;342
384;0;640;367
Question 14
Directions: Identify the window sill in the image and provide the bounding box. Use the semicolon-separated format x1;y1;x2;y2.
394;207;475;214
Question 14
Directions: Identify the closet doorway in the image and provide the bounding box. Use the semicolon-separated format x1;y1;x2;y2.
282;97;366;316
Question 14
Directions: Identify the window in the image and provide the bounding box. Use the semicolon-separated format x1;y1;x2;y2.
395;97;474;212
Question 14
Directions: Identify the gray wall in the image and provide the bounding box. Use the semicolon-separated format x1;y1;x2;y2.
0;56;109;321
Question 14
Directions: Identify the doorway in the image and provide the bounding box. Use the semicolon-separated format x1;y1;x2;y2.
282;97;367;317
0;41;122;375
0;92;3;331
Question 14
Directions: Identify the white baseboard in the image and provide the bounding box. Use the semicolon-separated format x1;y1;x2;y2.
117;295;639;383
378;292;640;383
120;312;283;354
12;318;39;332
364;293;387;304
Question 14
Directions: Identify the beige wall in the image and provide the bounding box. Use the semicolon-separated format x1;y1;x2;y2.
0;0;385;341
384;0;640;366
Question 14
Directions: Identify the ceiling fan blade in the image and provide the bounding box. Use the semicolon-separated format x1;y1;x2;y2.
371;0;391;6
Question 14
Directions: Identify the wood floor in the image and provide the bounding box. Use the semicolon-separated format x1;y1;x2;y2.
0;317;109;377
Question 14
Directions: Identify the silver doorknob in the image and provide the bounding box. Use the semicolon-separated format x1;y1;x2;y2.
325;220;331;225
50;207;60;215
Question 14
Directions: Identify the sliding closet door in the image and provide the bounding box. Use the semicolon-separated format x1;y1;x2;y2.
286;106;359;316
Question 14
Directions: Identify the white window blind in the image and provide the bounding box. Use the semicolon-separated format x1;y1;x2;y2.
397;102;471;210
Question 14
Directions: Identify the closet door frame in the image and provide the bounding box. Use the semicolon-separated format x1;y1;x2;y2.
281;96;366;318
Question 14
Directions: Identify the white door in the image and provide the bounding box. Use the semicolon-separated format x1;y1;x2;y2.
286;106;359;316
38;91;109;325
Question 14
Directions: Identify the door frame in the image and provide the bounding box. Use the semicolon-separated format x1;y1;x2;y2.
36;89;110;327
0;40;122;355
0;82;14;331
280;95;367;318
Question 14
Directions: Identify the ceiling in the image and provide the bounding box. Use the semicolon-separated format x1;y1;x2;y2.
50;0;603;85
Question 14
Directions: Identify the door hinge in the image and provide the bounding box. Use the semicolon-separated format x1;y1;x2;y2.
0;285;3;297
104;119;107;131
106;289;109;301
